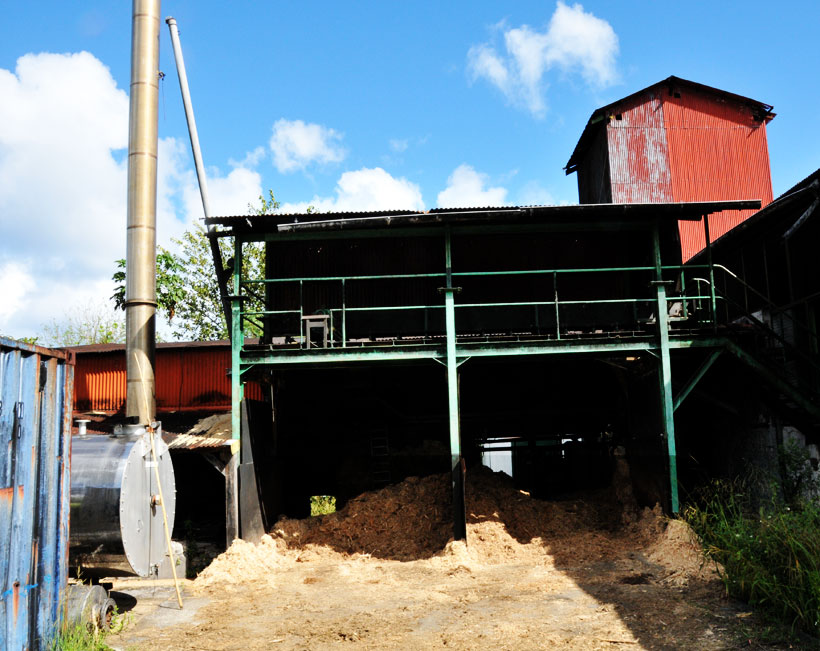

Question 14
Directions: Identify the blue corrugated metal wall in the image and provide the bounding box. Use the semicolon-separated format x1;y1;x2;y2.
0;337;73;650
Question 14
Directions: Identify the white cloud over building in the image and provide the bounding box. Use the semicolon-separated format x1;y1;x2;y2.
467;2;619;117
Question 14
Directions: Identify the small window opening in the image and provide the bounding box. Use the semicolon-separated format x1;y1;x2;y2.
615;113;622;120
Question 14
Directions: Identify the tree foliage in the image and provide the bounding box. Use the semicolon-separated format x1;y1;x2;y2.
110;191;279;341
111;248;186;321
40;300;125;347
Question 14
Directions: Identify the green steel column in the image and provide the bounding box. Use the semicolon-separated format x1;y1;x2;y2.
652;223;679;513
227;236;243;542
444;226;466;541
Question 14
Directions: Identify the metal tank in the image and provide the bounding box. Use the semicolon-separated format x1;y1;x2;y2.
70;424;176;577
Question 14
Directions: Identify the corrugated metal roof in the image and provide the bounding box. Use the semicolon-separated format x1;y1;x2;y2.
205;201;761;233
687;170;820;264
566;75;774;173
164;431;231;450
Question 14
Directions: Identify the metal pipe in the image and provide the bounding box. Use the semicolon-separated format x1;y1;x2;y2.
165;16;233;337
165;17;211;218
125;0;161;424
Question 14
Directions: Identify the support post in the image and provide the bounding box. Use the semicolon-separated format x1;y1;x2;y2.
703;215;718;329
652;223;679;513
227;236;243;543
443;226;466;541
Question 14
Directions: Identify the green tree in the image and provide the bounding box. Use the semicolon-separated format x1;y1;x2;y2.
40;300;125;347
111;191;278;341
111;247;187;321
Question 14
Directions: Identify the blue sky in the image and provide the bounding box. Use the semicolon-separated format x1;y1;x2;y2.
1;2;818;340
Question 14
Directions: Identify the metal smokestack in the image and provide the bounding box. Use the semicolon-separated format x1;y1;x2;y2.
125;0;161;424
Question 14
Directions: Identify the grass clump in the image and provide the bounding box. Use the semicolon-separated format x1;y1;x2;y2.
48;620;112;651
310;495;336;516
684;472;820;638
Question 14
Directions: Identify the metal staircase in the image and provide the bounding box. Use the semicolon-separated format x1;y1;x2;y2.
707;267;820;437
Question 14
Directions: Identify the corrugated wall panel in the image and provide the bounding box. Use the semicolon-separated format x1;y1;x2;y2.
607;93;674;204
74;354;125;411
0;338;72;649
74;346;262;412
577;125;612;204
662;91;773;260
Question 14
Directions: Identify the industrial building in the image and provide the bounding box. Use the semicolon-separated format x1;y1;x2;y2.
198;76;818;545
565;76;775;261
65;77;820;550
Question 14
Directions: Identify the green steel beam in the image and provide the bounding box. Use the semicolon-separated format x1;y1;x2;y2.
242;345;443;366
673;349;723;412
444;226;466;541
458;339;658;357
653;223;679;514
231;236;243;444
238;336;729;368
228;236;243;542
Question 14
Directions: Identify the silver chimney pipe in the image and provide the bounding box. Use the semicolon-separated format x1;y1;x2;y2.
125;0;161;424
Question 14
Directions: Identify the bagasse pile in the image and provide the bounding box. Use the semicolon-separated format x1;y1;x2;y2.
197;466;713;587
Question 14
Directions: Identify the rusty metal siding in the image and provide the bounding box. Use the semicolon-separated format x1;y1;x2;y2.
607;92;674;204
73;345;262;412
74;353;125;411
662;91;773;260
1;337;73;650
573;80;774;262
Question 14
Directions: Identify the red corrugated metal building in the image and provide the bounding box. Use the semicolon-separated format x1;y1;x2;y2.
565;76;775;261
70;340;262;412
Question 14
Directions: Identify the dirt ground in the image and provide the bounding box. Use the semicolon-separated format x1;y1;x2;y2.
110;468;780;650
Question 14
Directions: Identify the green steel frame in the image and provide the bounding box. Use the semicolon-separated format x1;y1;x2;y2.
223;215;729;541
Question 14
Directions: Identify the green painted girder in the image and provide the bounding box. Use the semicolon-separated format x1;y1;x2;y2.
238;335;729;368
673;349;723;412
241;345;443;366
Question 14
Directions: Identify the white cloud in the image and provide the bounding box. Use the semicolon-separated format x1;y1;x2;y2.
517;180;556;206
269;119;346;173
0;261;35;322
0;51;262;339
467;1;619;117
229;145;266;169
436;164;508;208
389;138;409;153
280;167;424;214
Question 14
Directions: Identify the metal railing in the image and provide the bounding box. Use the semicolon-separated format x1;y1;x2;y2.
237;264;720;348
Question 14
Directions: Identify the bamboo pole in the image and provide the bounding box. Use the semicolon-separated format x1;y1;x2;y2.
135;353;183;609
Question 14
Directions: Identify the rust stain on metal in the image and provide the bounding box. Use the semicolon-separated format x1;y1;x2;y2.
12;580;20;622
0;486;13;504
17;484;24;501
607;92;674;204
